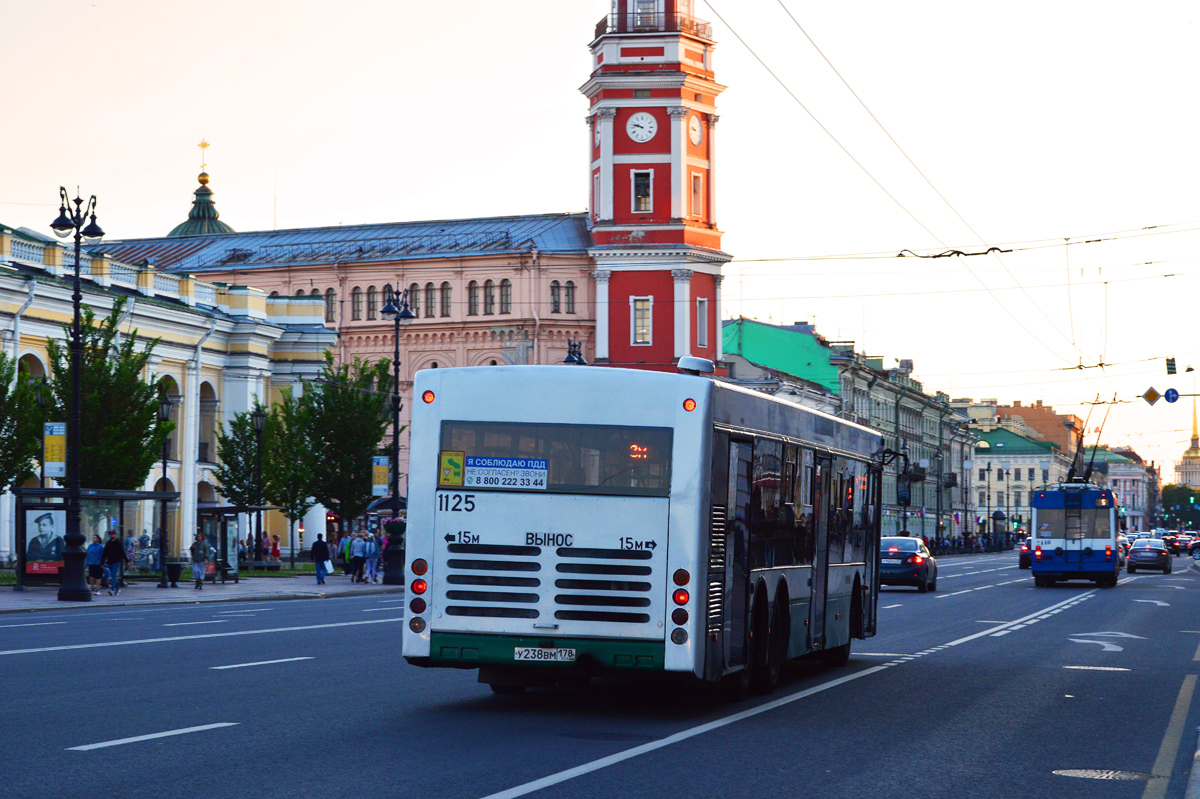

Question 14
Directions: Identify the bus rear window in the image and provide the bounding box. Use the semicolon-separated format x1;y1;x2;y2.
440;421;672;497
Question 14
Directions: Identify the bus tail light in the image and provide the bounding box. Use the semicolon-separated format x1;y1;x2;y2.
412;559;428;576
673;588;689;605
672;608;688;625
411;578;427;595
422;390;435;403
673;569;690;586
1035;545;1042;561
409;617;426;633
410;598;427;614
1105;545;1112;562
682;398;696;412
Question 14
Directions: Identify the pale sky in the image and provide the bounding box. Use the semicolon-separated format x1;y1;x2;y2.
6;0;1200;478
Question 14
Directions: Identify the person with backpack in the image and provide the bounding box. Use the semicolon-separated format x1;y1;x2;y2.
190;531;211;590
364;533;381;584
101;529;128;596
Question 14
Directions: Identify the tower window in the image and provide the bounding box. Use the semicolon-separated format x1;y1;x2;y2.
691;173;703;217
425;283;436;318
564;281;576;314
550;281;561;314
632;170;652;213
634;89;651;98
367;286;377;320
634;0;656;27
696;297;708;348
467;281;479;316
324;289;336;323
631;296;652;345
351;287;362;320
440;282;452;317
408;283;420;318
483;279;496;314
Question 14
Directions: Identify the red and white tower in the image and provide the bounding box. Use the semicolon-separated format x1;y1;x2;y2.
583;0;730;371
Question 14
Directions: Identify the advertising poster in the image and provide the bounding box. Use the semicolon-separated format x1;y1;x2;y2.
24;508;67;575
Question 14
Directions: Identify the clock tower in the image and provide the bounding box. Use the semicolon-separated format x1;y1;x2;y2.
583;0;731;371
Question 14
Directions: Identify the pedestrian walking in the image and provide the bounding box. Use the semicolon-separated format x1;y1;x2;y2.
101;529;127;596
270;534;282;562
342;534;354;576
311;534;331;585
364;533;380;583
350;532;367;583
190;531;211;590
85;533;104;594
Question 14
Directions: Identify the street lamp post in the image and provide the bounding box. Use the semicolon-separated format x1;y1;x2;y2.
380;287;415;585
251;407;267;564
156;395;174;588
50;188;104;602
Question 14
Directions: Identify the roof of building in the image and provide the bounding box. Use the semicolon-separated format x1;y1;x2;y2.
103;212;592;274
168;172;235;238
975;427;1060;455
721;317;840;393
1084;446;1135;465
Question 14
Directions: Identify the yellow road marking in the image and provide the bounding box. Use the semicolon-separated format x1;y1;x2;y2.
1143;674;1196;799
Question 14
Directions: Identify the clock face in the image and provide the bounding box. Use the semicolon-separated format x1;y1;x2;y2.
626;112;658;143
689;114;703;145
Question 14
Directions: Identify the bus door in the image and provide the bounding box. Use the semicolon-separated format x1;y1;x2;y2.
724;440;753;670
1064;490;1084;565
810;456;833;647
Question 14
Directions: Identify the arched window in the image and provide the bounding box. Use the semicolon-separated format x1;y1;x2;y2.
550;281;561;314
564;280;576;314
424;283;436;318
269;290;280;298
324;289;336;323
310;288;321;297
467;281;479;316
366;286;377;320
500;279;512;314
295;289;306;298
409;283;421;317
440;282;452;317
351;287;362;320
483;279;495;315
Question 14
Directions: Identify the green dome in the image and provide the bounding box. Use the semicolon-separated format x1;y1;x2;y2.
168;173;234;237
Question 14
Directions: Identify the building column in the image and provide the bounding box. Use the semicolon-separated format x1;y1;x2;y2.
707;114;719;227
597;109;616;221
672;269;693;360
713;273;724;360
593;269;611;360
668;106;690;219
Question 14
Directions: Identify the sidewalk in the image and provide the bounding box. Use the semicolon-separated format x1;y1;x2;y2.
0;572;402;615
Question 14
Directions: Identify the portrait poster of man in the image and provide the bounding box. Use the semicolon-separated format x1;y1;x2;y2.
25;509;67;575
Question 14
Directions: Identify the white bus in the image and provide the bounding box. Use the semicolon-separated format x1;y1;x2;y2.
402;363;883;698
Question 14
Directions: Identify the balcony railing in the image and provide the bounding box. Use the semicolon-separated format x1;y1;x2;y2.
596;12;713;40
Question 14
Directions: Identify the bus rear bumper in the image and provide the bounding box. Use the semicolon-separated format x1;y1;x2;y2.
424;631;666;673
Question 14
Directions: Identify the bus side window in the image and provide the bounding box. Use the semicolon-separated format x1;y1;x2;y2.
777;444;799;567
750;438;782;570
795;450;815;566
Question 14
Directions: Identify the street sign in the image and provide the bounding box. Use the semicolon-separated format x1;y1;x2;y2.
1143;387;1161;406
1165;388;1180;403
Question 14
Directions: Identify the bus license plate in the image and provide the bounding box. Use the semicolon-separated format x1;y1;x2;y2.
514;647;576;663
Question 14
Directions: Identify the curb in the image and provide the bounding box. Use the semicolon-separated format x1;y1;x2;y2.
1186;727;1200;799
0;583;404;616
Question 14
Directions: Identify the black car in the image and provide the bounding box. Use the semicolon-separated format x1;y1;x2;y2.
879;536;938;592
1018;539;1032;569
1127;539;1172;574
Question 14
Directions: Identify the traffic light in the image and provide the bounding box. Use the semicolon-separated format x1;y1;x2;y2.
1168;357;1177;375
1191;496;1196;505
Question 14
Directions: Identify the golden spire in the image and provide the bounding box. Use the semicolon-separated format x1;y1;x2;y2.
198;138;210;171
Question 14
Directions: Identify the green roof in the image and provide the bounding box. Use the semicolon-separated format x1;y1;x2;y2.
168;173;234;237
1084;447;1134;464
975;427;1059;455
722;318;840;393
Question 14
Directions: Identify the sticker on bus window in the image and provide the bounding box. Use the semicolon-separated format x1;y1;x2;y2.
439;451;465;487
463;457;548;490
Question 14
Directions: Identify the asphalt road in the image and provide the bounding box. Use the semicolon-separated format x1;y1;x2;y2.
3;550;1198;799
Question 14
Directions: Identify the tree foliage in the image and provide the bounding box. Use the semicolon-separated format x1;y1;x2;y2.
1160;484;1199;530
262;387;316;550
44;297;173;490
302;351;392;530
213;403;267;510
0;352;45;494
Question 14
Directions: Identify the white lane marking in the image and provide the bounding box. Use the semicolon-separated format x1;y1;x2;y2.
1070;639;1124;652
0;621;67;629
0;618;403;657
976;620;1011;624
164;620;228;627
949;590;973;596
476;664;890;799
68;723;238;751
991;630;1013;637
1134;600;1170;607
882;604;902;609
945;589;1097;647
1064;666;1131;672
1071;631;1145;639
855;653;913;657
211;657;314;670
217;610;271;615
